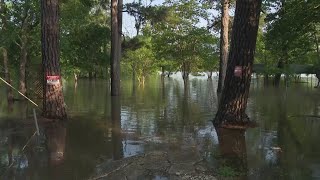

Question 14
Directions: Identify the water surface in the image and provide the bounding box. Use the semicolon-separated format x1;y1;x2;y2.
0;76;320;179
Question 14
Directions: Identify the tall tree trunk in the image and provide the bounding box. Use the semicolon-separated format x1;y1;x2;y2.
41;0;67;119
118;0;123;48
110;0;121;96
19;34;28;96
181;62;189;86
214;0;262;128
2;48;14;101
314;30;319;63
217;0;230;93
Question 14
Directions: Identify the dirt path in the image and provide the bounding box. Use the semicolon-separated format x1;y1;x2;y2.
90;149;217;180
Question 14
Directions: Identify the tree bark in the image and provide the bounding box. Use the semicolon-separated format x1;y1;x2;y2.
110;0;121;96
2;48;14;101
0;0;13;101
217;0;230;93
41;0;67;119
214;0;262;128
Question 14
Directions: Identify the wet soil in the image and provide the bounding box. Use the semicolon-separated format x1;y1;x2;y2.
90;149;217;180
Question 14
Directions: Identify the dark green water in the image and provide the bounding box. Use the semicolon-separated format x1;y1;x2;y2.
0;76;320;179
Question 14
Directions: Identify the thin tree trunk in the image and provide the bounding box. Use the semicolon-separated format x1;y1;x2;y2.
181;62;190;85
167;72;171;77
315;31;320;87
207;71;213;79
214;0;262;128
314;30;319;63
41;0;67;119
132;64;136;82
74;72;78;83
2;48;14;101
1;0;13;101
111;0;121;96
161;66;165;77
19;34;28;96
136;23;140;36
89;71;93;79
217;0;230;93
274;59;284;87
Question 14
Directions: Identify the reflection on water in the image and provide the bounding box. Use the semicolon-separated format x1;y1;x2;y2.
46;123;66;166
111;96;123;160
0;77;320;179
215;128;247;179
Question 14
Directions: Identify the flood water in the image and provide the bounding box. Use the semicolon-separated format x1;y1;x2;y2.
1;76;320;179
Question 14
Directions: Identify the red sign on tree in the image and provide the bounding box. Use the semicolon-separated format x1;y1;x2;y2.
46;75;60;85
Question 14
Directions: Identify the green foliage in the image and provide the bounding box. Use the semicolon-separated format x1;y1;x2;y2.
60;0;111;77
0;0;41;84
150;0;218;76
123;37;157;84
265;0;320;66
124;1;170;35
2;0;318;84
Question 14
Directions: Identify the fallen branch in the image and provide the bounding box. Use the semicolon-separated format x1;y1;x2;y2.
0;76;39;107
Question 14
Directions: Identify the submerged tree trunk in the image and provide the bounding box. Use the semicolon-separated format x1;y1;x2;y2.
161;66;165;77
217;0;230;93
19;34;28;96
181;62;190;86
207;71;213;79
214;0;262;128
110;0;121;96
2;48;14;101
41;0;67;119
